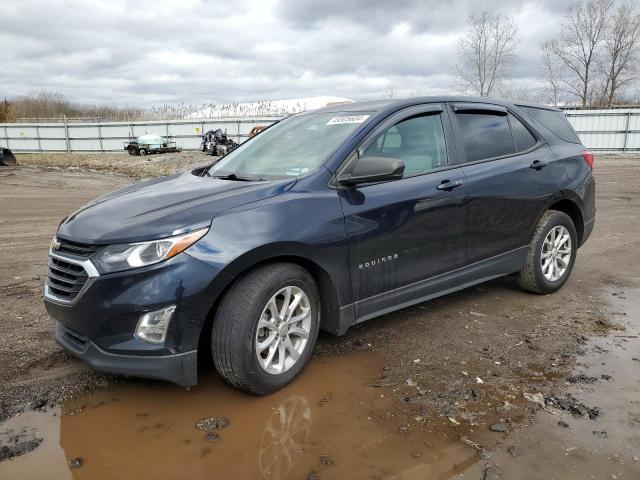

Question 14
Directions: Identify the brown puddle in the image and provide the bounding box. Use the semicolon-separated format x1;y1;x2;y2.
0;407;71;480
3;288;639;480
0;352;475;480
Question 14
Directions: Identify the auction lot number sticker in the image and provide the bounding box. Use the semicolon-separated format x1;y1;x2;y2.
326;115;370;125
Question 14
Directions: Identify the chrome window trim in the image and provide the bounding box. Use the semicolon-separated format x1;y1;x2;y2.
44;251;99;306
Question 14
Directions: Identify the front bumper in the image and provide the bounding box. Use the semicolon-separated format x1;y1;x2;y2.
45;251;228;385
55;322;198;385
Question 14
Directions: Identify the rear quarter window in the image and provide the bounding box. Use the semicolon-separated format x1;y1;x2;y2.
508;113;537;152
519;106;581;144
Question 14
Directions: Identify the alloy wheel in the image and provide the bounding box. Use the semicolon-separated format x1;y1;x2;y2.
255;286;312;375
541;225;572;282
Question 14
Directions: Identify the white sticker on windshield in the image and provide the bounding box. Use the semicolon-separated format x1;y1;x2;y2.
285;167;310;176
326;115;370;125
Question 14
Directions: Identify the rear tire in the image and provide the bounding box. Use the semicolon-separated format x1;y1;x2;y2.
211;263;320;395
518;210;577;294
139;148;147;156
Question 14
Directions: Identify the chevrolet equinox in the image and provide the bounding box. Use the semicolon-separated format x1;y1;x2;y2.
45;97;595;394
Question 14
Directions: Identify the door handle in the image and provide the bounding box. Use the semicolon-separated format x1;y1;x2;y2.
530;160;548;170
437;179;464;191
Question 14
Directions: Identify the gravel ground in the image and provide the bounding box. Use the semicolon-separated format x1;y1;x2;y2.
15;150;214;179
1;152;638;428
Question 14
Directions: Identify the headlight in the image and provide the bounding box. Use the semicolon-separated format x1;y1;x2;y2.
92;228;208;273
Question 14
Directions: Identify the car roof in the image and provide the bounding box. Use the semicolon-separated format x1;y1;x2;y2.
314;96;560;114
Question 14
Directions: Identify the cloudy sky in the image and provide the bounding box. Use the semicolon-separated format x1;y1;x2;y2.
0;0;574;106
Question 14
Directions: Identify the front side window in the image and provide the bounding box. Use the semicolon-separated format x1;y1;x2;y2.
358;113;448;176
456;112;515;162
208;112;371;180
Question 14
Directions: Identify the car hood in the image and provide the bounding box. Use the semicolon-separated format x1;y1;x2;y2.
57;171;296;245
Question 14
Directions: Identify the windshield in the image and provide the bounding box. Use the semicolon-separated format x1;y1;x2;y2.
208;112;371;180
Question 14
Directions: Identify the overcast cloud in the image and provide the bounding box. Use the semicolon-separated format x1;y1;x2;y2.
0;0;574;106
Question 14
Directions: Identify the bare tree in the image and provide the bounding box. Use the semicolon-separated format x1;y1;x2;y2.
551;0;612;107
497;82;544;102
541;41;562;106
384;81;397;99
600;2;640;106
456;12;518;97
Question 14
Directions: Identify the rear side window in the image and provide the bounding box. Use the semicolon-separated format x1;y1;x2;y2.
508;113;537;152
455;112;515;162
519;106;581;144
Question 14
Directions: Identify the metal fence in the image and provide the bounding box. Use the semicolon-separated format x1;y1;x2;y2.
0;109;639;153
564;109;640;152
0;118;278;153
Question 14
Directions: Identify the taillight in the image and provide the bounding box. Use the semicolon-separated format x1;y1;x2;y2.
582;150;594;170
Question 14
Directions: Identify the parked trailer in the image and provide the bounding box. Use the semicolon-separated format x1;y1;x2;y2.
124;134;181;156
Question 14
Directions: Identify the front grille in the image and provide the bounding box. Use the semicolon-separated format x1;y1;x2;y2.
56;238;101;258
46;256;89;301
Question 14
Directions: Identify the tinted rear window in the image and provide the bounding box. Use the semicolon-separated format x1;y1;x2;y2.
456;112;515;162
519;107;581;144
508;113;537;152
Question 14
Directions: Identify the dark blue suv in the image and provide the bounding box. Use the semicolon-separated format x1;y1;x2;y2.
44;97;595;394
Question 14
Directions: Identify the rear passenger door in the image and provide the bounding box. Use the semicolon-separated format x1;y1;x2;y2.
449;103;559;265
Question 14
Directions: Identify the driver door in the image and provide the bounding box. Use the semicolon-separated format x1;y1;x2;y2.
337;104;468;321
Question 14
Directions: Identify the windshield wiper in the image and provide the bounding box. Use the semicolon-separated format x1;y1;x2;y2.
212;173;254;182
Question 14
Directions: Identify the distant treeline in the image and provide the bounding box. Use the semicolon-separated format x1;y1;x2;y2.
0;91;227;123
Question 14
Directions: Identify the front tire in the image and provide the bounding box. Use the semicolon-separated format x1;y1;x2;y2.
211;263;320;395
518;210;577;294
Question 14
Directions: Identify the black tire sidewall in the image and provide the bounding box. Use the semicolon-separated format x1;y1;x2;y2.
532;212;577;293
225;265;320;394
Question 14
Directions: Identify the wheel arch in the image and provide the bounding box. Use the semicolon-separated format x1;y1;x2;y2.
547;197;584;245
197;250;344;360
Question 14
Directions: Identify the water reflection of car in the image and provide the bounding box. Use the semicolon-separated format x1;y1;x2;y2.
259;395;311;479
45;96;595;394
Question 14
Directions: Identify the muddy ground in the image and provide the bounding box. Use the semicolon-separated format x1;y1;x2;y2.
0;152;639;479
15;150;211;180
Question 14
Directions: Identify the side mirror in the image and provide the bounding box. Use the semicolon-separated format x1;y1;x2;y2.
337;156;405;186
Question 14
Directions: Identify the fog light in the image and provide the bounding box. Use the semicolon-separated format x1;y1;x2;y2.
135;306;176;344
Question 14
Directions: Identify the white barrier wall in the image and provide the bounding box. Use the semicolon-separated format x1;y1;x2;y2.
1;109;639;153
0;118;278;153
564;109;640;152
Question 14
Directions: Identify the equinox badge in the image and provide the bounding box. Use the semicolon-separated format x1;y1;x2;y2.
359;253;399;270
